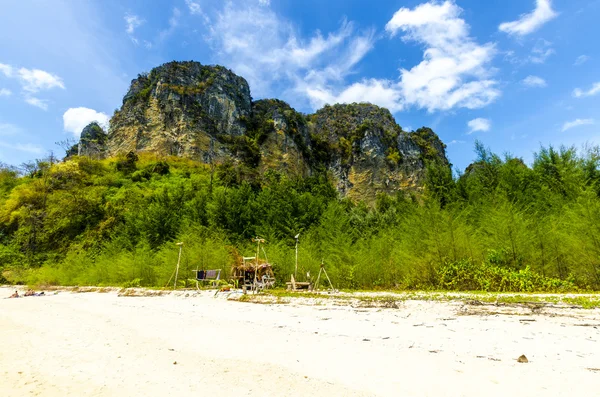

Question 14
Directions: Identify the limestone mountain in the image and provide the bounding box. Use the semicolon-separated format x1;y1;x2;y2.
309;103;448;199
67;122;108;159
80;60;449;199
108;61;251;163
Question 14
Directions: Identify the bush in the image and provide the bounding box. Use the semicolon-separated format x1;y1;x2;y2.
438;259;576;292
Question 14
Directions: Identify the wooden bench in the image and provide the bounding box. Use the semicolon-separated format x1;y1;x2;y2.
286;281;311;291
192;269;222;287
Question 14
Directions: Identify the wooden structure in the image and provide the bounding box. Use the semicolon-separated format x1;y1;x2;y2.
286;274;312;291
229;239;275;293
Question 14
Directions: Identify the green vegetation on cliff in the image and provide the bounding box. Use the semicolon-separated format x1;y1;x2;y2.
104;61;448;201
1;141;599;292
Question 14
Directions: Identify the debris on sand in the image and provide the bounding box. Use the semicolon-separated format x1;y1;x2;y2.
517;355;529;363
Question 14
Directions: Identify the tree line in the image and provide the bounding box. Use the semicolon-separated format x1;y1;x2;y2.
1;141;599;291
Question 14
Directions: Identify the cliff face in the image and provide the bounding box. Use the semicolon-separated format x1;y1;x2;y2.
108;61;251;163
309;104;448;200
250;99;312;177
67;122;108;159
83;61;448;199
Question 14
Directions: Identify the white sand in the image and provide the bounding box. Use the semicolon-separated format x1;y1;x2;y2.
1;287;599;397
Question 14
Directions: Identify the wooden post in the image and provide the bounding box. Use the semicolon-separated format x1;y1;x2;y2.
294;233;299;280
173;242;184;290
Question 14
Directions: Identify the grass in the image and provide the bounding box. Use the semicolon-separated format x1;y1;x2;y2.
19;283;600;309
250;289;600;309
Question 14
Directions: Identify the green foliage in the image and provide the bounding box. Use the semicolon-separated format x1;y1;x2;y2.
115;151;139;174
410;127;446;162
2;143;600;291
310;103;407;167
438;259;575;292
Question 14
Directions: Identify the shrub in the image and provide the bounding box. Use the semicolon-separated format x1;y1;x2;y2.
438;260;576;292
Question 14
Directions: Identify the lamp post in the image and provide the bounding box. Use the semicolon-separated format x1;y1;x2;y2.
294;233;300;279
173;242;184;290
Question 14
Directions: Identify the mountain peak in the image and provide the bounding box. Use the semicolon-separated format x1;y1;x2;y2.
76;60;448;199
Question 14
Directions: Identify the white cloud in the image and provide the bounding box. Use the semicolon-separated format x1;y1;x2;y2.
185;0;210;25
448;139;466;145
202;1;499;114
0;62;65;93
63;107;109;137
306;78;403;112
0;63;14;77
125;14;143;35
18;67;65;93
502;40;554;65
25;97;48;111
385;1;499;112
207;2;375;103
0;141;44;154
185;0;202;15
574;55;590;66
522;75;546;88
561;118;594;132
125;13;146;45
529;39;555;64
499;0;558;36
573;82;600;98
0;62;64;109
258;0;270;5
467;118;491;134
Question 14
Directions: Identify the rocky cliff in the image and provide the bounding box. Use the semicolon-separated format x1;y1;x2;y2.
309;104;447;200
67;122;108;159
81;61;449;199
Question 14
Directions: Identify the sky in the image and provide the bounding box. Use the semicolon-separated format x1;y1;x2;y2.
0;0;599;171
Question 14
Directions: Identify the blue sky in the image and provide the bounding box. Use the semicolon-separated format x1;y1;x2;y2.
1;0;599;171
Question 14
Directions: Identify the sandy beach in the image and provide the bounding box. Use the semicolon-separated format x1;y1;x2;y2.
1;287;599;397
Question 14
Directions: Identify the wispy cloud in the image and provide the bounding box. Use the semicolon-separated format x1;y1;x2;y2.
0;62;64;109
185;0;202;15
0;141;44;154
573;82;600;98
1;62;64;92
467;118;491;134
499;0;558;36
522;75;547;88
158;8;181;43
202;1;499;114
529;39;555;64
18;68;65;92
63;107;109;137
125;14;143;35
24;97;48;110
574;55;590;66
185;0;210;25
561;118;594;132
125;13;144;45
206;2;375;105
0;63;13;77
502;40;554;66
0;123;21;136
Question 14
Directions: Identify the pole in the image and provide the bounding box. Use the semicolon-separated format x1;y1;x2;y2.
295;237;298;280
255;238;260;292
173;242;183;290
